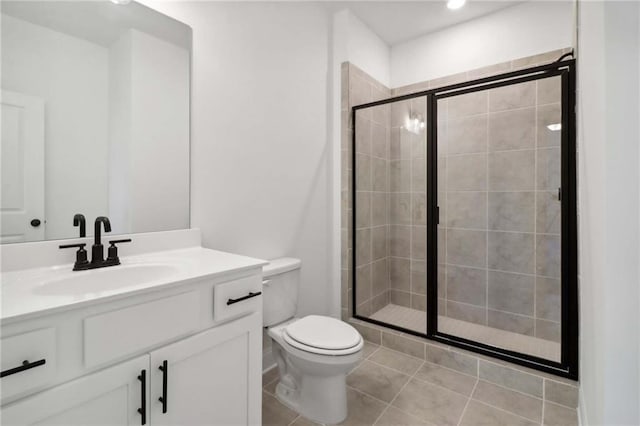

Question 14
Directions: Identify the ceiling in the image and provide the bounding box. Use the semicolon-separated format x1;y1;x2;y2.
326;1;524;45
1;1;191;49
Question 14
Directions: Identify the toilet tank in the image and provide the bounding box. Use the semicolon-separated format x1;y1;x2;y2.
262;258;302;327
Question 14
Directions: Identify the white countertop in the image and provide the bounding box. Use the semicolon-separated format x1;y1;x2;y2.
1;247;267;324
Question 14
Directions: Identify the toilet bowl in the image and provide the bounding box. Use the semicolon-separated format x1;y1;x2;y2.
262;259;363;424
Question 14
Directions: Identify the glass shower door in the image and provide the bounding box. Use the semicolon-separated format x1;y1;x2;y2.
353;96;428;335
431;73;570;364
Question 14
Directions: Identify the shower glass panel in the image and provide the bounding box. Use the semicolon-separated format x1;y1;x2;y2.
352;59;577;378
434;76;563;363
353;97;428;334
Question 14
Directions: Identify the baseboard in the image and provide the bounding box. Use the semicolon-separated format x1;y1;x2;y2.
262;349;275;374
578;386;588;426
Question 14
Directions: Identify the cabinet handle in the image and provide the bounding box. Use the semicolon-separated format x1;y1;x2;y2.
137;369;146;425
158;360;168;413
227;291;262;305
0;359;46;378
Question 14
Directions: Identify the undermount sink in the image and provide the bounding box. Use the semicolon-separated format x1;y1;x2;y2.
34;263;181;295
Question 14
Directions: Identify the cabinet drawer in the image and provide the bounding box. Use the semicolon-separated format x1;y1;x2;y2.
213;275;262;322
1;328;56;401
84;291;200;368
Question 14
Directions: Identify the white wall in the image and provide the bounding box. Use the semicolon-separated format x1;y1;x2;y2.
342;10;390;88
139;1;334;318
1;14;109;239
577;1;640;425
390;1;574;87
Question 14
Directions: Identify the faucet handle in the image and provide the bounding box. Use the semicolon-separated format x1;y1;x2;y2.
108;239;132;246
59;243;89;270
106;239;131;263
59;243;85;249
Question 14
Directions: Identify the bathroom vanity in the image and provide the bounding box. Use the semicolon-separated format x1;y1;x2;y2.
0;230;266;425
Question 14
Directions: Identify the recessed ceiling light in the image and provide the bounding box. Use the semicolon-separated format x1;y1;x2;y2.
447;0;466;10
110;0;131;4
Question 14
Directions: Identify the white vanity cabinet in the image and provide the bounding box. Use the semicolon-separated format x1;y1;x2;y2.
149;312;261;426
1;355;150;425
0;261;264;426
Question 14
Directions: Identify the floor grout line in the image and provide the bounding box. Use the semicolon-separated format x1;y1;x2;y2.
456;379;478;426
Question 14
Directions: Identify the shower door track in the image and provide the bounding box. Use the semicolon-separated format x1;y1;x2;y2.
351;59;578;380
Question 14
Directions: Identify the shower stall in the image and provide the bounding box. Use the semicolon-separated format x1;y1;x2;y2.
350;58;577;379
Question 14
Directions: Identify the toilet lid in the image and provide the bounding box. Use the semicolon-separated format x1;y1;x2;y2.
284;315;362;351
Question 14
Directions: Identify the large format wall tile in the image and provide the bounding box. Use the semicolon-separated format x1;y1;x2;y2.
489;107;535;151
389;193;411;225
536;319;560;342
390;257;411;292
371;157;387;192
447;265;487;306
356;264;372;305
488;270;535;316
536;234;561;278
488;191;535;232
447;153;487;191
411;225;427;260
488;150;535;191
537;76;561;105
447;229;487;268
489;81;535;112
371;192;388;226
390;159;411;192
356;153;372;191
371;258;389;296
537;103;562;147
447;192;487;229
536;147;561;190
447;114;488;154
389;225;411;257
488;309;535;336
536;191;561;234
447;91;488;118
371;226;387;261
488;231;535;273
448;301;486;325
356;192;371;228
536;276;561;321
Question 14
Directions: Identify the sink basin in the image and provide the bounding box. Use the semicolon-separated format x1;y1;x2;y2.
34;263;180;295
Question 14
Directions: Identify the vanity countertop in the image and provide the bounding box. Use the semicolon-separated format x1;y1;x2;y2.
1;247;267;324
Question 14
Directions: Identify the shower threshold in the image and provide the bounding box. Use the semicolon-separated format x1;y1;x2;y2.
369;304;560;362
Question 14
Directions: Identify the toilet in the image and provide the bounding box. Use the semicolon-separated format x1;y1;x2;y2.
262;258;363;424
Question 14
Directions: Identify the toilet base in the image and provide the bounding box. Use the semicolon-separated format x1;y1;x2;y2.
267;321;362;424
274;371;348;425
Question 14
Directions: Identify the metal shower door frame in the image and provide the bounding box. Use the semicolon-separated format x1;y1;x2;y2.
352;59;578;380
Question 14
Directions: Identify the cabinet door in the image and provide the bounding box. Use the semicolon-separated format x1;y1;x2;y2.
149;312;262;426
1;355;149;426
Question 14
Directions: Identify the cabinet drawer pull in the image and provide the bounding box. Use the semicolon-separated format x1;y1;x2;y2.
226;291;262;306
0;359;46;378
137;369;146;425
158;360;168;413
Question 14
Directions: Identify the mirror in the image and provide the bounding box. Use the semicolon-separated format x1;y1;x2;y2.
1;1;191;243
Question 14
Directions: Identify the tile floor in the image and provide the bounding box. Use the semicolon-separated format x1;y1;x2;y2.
262;342;578;426
369;304;560;362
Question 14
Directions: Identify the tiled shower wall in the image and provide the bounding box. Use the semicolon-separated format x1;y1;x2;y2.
342;48;570;343
391;48;568;342
387;100;428;311
342;63;392;319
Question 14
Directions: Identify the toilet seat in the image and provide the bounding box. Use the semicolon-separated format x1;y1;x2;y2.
283;315;363;356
